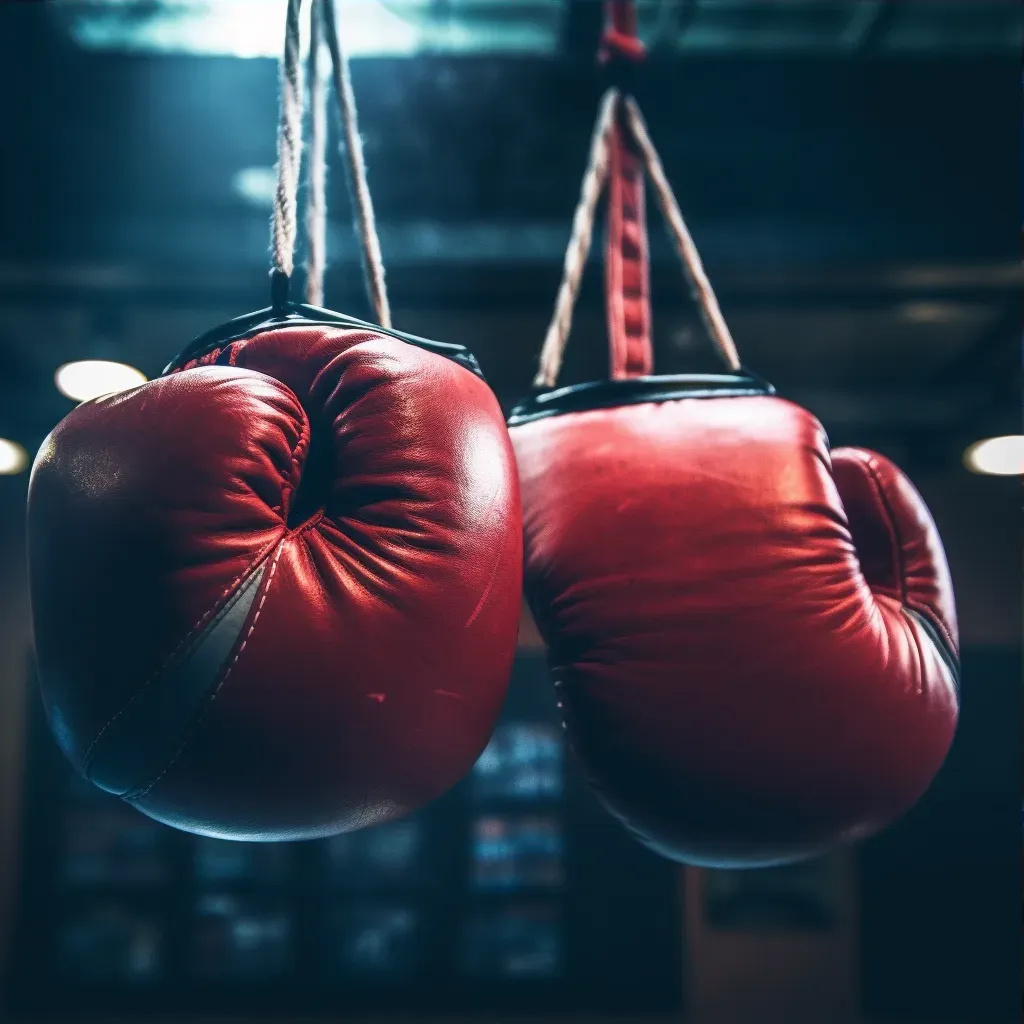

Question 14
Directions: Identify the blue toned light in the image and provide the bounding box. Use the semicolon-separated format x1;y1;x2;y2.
472;722;563;800
325;820;421;881
232;167;277;208
339;907;418;972
52;0;561;58
470;815;564;891
195;837;290;883
463;905;561;979
58;0;418;58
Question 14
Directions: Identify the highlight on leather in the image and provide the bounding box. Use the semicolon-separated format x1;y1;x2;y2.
512;0;957;868
510;388;959;868
29;327;523;840
26;0;523;843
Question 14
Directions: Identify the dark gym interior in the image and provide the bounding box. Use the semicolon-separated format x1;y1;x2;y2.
0;2;1019;1022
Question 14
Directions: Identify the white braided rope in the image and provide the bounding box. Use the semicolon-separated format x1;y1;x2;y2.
304;0;328;306
622;96;742;371
271;0;305;282
322;0;392;328
535;88;620;388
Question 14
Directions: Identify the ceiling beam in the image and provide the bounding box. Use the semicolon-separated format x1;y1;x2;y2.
843;1;896;52
932;302;1020;382
0;260;1019;315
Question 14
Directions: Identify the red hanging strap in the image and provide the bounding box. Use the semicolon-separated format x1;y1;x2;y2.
600;0;646;63
533;1;742;388
600;0;652;380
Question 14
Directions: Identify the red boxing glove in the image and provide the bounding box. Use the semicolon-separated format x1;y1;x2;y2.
508;377;959;866
29;316;522;840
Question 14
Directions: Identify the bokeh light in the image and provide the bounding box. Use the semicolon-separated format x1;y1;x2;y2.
0;439;29;476
55;361;148;404
963;435;1024;476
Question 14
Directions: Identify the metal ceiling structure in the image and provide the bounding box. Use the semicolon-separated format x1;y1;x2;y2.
49;1;1024;57
0;0;1019;473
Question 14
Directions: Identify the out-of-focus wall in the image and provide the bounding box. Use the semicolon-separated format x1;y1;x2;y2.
0;458;1016;1023
0;480;28;989
913;472;1020;648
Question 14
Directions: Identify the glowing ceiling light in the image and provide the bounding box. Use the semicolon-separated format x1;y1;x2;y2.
53;0;560;57
0;439;29;476
233;166;277;208
55;361;148;404
963;435;1024;477
61;0;421;58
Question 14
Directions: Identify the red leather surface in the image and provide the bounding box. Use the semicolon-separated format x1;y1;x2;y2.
599;0;652;380
510;396;959;866
831;446;959;659
29;326;522;839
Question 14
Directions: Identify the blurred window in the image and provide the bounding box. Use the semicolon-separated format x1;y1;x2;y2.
11;654;681;1014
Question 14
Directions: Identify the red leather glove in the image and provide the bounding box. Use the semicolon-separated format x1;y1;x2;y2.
509;378;958;866
29;323;522;840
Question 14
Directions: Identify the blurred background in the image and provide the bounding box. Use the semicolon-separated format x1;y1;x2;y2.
0;1;1020;1022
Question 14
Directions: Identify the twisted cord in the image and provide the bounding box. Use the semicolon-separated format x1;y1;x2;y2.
622;96;742;371
304;0;329;306
271;0;305;286
535;89;620;388
322;0;391;328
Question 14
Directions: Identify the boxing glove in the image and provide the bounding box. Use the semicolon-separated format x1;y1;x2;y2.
508;376;958;867
29;309;522;840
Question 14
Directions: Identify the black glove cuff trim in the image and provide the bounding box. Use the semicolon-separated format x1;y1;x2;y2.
163;302;485;380
904;607;961;696
507;372;775;426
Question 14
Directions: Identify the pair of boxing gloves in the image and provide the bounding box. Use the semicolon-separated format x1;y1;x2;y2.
27;318;959;867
